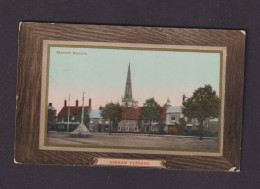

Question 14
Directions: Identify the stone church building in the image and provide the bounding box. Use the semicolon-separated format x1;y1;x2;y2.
117;63;167;133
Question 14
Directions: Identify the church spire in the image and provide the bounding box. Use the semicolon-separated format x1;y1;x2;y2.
124;63;132;100
122;63;138;107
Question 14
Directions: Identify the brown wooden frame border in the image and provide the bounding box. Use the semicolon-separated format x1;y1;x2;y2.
15;22;245;171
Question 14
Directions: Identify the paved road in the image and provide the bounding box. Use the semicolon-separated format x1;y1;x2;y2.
47;132;218;150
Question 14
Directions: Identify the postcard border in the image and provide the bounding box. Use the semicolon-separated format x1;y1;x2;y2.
15;23;245;171
39;40;226;157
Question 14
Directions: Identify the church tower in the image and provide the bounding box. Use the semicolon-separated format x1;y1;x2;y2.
122;63;138;107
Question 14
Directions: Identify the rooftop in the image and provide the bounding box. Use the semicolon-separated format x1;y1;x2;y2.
89;110;102;119
121;106;166;120
48;106;56;111
166;106;182;113
58;106;90;117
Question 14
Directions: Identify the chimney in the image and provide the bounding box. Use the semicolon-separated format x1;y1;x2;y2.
76;100;78;107
49;103;52;107
64;99;67;107
99;106;103;110
89;98;92;108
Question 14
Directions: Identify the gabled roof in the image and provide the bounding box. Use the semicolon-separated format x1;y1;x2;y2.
58;106;89;117
166;106;182;114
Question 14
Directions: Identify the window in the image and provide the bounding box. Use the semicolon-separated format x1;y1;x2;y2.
171;116;176;121
153;120;158;123
126;126;129;131
99;119;102;123
62;117;64;122
135;126;138;131
126;120;130;124
188;117;192;123
118;126;121;131
72;116;75;120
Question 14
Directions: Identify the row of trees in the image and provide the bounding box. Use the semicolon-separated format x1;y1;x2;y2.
101;84;220;139
48;84;220;139
100;98;162;135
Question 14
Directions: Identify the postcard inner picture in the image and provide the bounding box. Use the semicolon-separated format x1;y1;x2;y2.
39;40;226;156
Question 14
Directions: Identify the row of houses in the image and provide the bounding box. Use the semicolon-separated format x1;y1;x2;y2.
48;99;218;134
47;63;218;134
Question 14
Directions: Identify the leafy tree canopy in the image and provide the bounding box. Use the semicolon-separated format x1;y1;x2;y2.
177;117;187;134
141;98;161;121
182;84;220;121
158;122;166;134
100;103;122;134
182;84;220;139
100;103;122;122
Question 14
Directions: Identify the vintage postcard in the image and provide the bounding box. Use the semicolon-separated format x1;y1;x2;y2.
15;23;245;170
40;40;226;156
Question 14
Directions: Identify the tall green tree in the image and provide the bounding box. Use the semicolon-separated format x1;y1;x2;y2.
100;103;122;135
157;122;166;134
141;98;161;133
177;117;187;135
182;84;220;140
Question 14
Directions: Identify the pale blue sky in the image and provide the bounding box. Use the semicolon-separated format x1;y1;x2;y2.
48;46;220;112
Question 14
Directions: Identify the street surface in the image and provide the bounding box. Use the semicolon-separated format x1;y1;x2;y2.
47;132;218;150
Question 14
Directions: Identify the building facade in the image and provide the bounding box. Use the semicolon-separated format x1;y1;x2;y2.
89;109;110;132
165;106;182;134
56;98;91;131
47;103;57;131
62;63;219;135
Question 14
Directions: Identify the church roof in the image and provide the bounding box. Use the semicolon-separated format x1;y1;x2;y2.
58;106;89;117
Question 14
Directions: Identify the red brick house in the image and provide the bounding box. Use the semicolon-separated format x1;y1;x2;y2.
117;106;167;133
56;98;92;131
